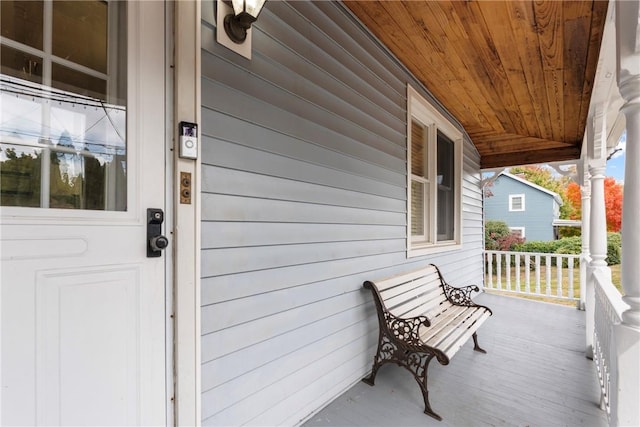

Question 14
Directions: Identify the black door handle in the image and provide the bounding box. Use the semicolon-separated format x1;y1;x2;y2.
147;208;168;257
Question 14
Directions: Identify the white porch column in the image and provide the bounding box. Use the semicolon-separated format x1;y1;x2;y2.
579;176;591;311
611;1;640;425
617;79;640;325
616;5;640;335
587;164;608;359
588;166;608;270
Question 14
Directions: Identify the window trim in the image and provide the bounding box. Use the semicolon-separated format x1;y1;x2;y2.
509;227;525;238
406;85;463;257
509;194;526;212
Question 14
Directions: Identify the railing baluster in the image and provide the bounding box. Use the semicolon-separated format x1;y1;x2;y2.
545;255;552;295
535;255;541;294
506;253;511;291
568;257;574;299
515;253;521;293
497;254;502;290
557;255;563;297
487;252;493;290
525;255;531;294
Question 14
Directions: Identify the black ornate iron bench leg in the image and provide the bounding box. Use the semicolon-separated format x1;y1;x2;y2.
420;388;442;421
472;332;487;354
401;351;442;421
362;338;385;386
417;364;442;421
362;362;379;386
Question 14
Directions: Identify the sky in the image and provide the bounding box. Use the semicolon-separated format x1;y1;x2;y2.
606;132;626;183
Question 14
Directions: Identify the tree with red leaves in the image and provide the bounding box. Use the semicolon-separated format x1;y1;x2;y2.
565;178;623;232
565;182;582;220
603;178;623;232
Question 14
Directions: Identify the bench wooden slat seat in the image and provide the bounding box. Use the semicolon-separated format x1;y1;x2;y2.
362;264;492;421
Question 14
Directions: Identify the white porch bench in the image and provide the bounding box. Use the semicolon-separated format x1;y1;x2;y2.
362;264;492;421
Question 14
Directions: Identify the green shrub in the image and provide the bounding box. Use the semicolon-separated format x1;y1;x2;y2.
606;232;621;265
553;236;582;267
558;226;581;238
485;220;511;250
501;233;622;266
513;238;581;267
515;240;558;254
555;236;582;255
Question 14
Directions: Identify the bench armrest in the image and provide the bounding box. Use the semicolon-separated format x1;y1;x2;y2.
383;312;430;346
442;283;481;307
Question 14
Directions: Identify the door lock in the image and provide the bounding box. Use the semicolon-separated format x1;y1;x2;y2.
147;208;168;257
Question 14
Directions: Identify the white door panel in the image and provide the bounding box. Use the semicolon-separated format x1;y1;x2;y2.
1;1;168;425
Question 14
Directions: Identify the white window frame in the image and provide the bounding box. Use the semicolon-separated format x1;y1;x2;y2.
509;227;525;238
407;85;463;257
509;194;526;212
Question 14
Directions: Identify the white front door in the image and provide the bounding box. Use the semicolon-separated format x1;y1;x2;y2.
0;1;168;425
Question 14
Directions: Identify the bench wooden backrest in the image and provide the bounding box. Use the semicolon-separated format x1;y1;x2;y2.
374;265;451;319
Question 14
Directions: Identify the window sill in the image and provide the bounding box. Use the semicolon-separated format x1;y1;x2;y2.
407;241;462;258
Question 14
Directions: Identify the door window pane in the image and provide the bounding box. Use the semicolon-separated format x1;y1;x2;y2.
0;144;41;207
52;63;107;101
1;1;44;50
0;45;43;84
52;1;108;73
0;1;127;211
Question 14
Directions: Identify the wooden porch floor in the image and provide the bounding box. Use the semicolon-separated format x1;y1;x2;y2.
303;293;607;427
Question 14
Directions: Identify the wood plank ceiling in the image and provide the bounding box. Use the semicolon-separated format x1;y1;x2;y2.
344;1;609;169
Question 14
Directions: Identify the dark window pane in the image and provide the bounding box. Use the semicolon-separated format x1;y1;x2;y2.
52;63;107;101
437;131;454;189
1;45;43;84
53;1;108;73
1;1;44;50
437;131;455;241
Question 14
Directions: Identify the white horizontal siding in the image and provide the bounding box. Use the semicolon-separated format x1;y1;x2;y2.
201;222;404;249
200;1;485;425
201;239;405;277
201;194;405;225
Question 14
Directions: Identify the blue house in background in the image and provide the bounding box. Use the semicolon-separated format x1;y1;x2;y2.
484;172;563;242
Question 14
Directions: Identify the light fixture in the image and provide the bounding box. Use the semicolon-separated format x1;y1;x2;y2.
223;0;266;44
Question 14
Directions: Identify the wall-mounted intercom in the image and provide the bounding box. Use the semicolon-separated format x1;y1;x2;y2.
179;121;198;159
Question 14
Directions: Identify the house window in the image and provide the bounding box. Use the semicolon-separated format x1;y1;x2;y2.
407;85;462;256
509;227;525;239
509;194;525;211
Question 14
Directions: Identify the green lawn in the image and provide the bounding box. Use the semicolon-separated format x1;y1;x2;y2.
485;264;622;307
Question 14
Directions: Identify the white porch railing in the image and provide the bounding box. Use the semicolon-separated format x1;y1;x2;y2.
484;250;582;305
592;268;629;418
